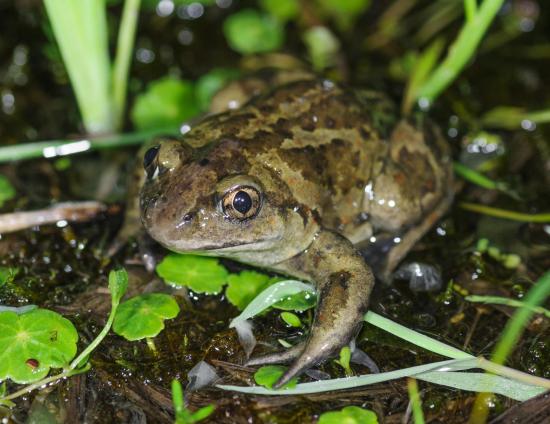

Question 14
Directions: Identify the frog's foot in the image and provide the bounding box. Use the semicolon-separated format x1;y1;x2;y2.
246;342;305;366
272;297;365;389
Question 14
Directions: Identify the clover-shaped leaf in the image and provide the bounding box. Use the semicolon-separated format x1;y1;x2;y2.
226;271;277;311
156;254;228;294
0;309;78;384
318;406;378;424
113;293;180;341
253;365;298;390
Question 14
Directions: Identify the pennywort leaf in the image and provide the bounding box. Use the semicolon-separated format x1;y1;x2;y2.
113;293;180;341
156;254;228;294
0;309;78;384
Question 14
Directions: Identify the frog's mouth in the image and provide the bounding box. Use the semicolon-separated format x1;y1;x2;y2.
154;234;282;256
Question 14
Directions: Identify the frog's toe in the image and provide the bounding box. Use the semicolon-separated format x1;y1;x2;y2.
246;342;304;366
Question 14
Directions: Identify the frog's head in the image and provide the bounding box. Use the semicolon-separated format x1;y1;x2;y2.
140;137;318;266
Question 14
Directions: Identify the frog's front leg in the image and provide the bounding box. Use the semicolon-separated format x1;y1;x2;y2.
248;230;375;389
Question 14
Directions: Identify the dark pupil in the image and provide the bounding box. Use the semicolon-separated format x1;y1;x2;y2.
143;146;159;170
233;191;252;214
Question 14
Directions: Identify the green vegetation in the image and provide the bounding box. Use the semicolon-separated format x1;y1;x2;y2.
280;311;302;328
334;346;353;376
113;293;180;341
156;254;228;294
131;77;200;131
0;308;78;384
459;202;550;223
253;365;298;390
407;378;425;424
223;10;284;54
415;0;506;107
0;267;18;288
0;176;15;207
318;406;378;424
219;280;550;400
466;295;550;318
470;271;550;422
43;0;141;133
171;379;215;424
226;271;278;311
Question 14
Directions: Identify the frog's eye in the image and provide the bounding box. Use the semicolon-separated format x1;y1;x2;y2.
143;146;160;178
222;186;261;220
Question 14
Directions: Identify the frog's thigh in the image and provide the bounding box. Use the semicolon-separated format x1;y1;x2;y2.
381;191;453;281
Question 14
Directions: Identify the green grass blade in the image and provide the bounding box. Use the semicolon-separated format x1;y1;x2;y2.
402;38;445;115
218;358;479;395
0;127;178;163
491;271;550;365
482;106;550;129
417;0;505;105
466;295;550;319
417;371;546;402
112;0;141;130
459;202;550;223
407;378;425;424
44;0;113;134
364;311;473;359
453;162;509;192
464;0;477;21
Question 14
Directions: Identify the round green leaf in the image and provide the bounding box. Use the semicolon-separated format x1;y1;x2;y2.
223;9;284;55
0;309;78;384
131;77;200;130
253;365;298;390
156;254;228;294
318;406;378;424
113;293;180;341
226;271;273;311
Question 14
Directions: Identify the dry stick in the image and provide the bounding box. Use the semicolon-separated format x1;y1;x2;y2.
0;201;105;233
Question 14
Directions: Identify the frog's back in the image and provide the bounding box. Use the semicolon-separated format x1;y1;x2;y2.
185;78;452;247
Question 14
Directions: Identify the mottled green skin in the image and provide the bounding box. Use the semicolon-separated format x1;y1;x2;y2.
139;79;453;387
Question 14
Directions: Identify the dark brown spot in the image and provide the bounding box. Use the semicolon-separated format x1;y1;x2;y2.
330;138;346;147
329;271;351;289
26;359;39;369
325;117;335;128
301;121;316;132
199;158;209;166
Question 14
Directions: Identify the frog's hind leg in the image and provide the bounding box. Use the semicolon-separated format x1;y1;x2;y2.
381;190;454;282
246;342;305;366
248;230;375;389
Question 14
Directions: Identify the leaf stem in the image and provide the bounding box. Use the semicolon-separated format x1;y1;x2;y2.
0;126;178;163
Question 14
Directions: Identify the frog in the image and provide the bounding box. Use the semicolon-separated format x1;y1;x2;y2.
132;74;453;389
